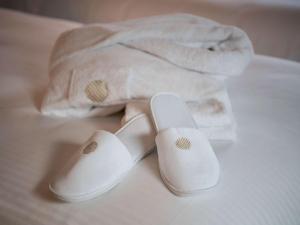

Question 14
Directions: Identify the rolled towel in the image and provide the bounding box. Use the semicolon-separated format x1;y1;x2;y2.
41;13;253;142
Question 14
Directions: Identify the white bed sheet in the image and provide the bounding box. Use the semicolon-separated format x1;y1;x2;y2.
0;8;300;225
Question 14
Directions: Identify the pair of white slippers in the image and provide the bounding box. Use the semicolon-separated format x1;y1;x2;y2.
49;93;220;202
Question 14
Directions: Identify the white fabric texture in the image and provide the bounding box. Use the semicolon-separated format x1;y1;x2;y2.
156;128;220;195
50;113;155;202
1;9;300;225
41;13;254;142
150;93;220;195
50;130;134;202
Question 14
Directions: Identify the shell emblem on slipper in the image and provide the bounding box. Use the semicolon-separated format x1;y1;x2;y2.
175;137;191;150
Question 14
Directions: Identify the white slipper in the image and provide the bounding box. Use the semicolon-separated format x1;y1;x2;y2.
49;113;155;202
150;93;220;196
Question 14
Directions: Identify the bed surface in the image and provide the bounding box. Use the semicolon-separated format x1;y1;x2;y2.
0;8;300;225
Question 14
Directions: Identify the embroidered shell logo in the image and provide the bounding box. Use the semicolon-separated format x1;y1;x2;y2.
85;80;108;102
83;141;98;154
175;137;191;150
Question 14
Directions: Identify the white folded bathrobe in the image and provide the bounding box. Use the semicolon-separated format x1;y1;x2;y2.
41;13;254;142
